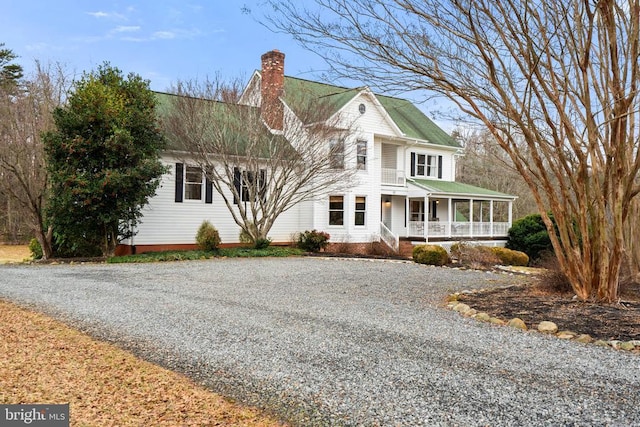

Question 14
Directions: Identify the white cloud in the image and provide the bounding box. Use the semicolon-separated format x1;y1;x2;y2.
113;26;141;33
86;10;126;20
152;31;176;40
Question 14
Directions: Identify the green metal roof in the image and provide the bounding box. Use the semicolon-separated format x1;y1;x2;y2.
283;77;360;117
410;178;516;199
154;91;290;157
376;95;460;147
281;76;461;148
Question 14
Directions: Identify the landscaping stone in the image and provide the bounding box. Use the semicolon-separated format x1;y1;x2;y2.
473;312;491;322
463;308;477;317
608;340;621;349
507;318;527;330
537;321;558;334
453;303;471;314
489;317;505;325
619;342;636;351
594;340;610;347
575;334;593;344
557;330;577;339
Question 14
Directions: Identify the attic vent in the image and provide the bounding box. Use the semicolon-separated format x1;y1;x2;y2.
358;103;366;114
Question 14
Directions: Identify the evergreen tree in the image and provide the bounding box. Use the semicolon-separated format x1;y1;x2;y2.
43;63;167;256
0;43;23;90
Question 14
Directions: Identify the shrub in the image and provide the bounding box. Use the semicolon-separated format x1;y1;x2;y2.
253;237;272;250
412;244;449;266
239;229;253;245
534;255;573;295
490;247;529;266
296;230;330;252
29;238;43;260
450;242;500;269
507;213;555;261
195;221;221;251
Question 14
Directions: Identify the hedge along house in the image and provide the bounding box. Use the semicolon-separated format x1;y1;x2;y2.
117;50;516;255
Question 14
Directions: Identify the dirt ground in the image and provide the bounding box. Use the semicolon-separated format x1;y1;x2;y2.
0;245;30;263
459;279;640;342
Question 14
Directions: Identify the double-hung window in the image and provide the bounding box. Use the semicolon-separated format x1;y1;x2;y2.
426;155;438;178
416;154;426;176
174;163;213;203
329;139;345;169
411;152;443;179
233;167;267;205
356;140;367;170
185;166;203;200
329;195;344;225
355;196;366;226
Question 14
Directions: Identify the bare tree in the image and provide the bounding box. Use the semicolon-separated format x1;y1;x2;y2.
268;0;640;303
624;196;640;282
454;129;538;220
162;77;357;245
0;62;71;258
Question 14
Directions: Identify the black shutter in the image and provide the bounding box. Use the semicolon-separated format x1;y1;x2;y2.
175;163;184;203
410;152;416;177
438;155;443;179
233;167;241;204
205;177;213;204
259;169;267;201
243;171;254;202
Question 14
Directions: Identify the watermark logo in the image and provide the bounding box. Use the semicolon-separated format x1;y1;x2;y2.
1;404;69;426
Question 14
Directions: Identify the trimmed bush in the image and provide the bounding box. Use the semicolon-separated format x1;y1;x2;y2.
296;230;331;252
29;238;43;260
412;244;449;266
490;247;529;266
195;221;221;251
253;237;272;250
507;213;555;261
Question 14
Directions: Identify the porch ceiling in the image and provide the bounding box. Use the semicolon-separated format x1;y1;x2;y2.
408;178;517;200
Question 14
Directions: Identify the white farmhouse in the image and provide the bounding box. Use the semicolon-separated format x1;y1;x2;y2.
118;50;516;255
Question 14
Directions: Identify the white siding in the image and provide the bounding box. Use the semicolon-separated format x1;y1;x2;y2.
132;155;312;245
344;94;399;138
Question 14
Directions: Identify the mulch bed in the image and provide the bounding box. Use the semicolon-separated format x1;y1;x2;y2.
459;281;640;342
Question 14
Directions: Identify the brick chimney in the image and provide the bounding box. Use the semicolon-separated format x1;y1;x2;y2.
261;50;285;131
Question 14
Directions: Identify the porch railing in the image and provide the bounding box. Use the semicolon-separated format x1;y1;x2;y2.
380;222;399;252
381;168;406;186
408;221;511;238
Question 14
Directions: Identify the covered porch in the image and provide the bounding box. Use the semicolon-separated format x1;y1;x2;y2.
381;179;516;244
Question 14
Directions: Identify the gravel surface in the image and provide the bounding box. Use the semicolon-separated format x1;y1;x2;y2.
1;257;639;426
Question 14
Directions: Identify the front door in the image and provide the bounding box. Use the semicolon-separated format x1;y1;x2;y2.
382;198;392;228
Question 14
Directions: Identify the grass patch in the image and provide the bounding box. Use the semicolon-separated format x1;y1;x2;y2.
107;247;303;264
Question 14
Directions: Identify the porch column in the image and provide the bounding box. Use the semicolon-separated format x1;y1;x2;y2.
508;200;513;227
405;197;410;238
490;200;494;238
447;198;453;238
469;198;474;238
424;195;429;241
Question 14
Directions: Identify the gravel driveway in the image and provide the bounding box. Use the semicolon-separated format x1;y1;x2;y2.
1;257;639;426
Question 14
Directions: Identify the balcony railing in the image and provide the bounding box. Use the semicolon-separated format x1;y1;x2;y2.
408;221;510;239
381;168;405;186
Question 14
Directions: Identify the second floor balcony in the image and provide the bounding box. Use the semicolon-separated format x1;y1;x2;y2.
381;168;406;186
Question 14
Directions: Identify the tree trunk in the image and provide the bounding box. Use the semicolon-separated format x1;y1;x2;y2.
34;225;53;260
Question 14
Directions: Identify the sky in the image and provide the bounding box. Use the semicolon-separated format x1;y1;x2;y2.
2;0;456;130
